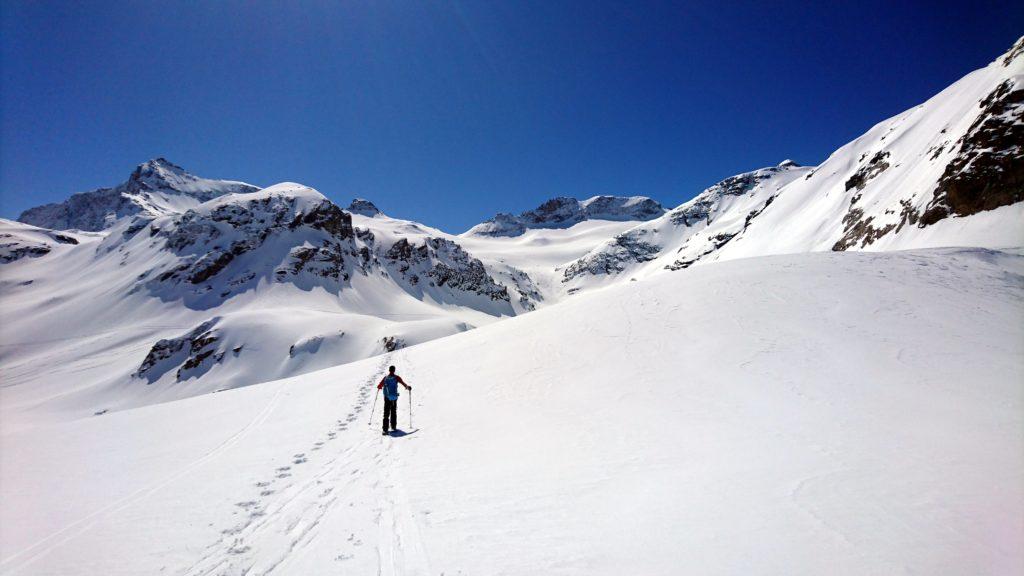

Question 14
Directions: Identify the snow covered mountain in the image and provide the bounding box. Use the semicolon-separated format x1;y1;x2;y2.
1;36;1023;576
3;39;1022;416
17;158;260;231
0;181;634;415
466;195;667;236
562;39;1024;289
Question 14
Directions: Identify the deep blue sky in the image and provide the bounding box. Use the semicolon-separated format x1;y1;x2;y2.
2;1;1021;233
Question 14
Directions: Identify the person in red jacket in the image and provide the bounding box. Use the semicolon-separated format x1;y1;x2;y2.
378;365;411;435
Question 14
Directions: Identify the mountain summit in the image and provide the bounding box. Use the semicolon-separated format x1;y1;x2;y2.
17;158;259;231
346;198;383;217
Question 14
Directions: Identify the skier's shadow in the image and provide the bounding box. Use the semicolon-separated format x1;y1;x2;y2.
388;429;418;438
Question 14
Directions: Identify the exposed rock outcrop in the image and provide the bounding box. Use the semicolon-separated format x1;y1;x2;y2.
920;77;1024;225
135;319;223;383
468;195;666;237
346;198;383;217
384;237;511;303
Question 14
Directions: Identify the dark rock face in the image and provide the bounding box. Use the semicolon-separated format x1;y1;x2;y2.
470;195;666;236
1002;36;1024;67
521;197;587;228
384;237;511;302
17;158;259;231
563;233;661;281
830;150;898;250
845;151;891;192
833;44;1024;251
669;198;717;227
117;185;522;314
0;235;51;263
833;199;922;251
584;196;666;221
920;78;1024;225
385;238;427;265
346;198;382;217
0;227;82;263
295;201;355;239
52;233;79;245
135;319;223;382
142;193;358;304
381;336;405;353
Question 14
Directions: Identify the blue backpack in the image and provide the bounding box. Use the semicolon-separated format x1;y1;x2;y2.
383;375;400;401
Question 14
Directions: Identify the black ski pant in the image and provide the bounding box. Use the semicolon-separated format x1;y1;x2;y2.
383;398;398;432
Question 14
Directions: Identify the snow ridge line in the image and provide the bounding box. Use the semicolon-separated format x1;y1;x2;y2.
0;380;289;574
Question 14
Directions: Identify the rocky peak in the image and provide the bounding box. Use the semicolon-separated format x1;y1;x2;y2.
1001;36;1024;67
467;195;666;237
128;158;188;188
580;196;667;221
346;198;382;217
521;197;586;227
382;236;512;307
134;184;359;305
17;159;259;232
124;157;259;200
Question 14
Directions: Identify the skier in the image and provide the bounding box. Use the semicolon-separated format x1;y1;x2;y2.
378;365;411;435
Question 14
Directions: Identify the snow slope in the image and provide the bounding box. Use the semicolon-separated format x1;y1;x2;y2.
563;37;1024;291
1;248;1021;575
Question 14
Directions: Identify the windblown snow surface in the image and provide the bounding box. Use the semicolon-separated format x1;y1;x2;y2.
2;248;1022;575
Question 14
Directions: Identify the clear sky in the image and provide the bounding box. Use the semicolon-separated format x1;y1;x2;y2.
1;1;1021;233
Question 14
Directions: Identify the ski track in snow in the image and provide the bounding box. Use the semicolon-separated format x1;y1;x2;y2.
171;352;432;576
1;348;436;576
373;352;433;576
0;249;1021;575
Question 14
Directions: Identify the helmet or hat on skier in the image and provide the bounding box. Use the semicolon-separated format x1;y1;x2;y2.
389;365;396;373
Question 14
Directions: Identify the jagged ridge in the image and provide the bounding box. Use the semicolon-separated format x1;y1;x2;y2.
467;195;666;237
17;158;259;232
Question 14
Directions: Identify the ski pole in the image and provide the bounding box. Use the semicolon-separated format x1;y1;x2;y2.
409;389;413;429
368;386;380;426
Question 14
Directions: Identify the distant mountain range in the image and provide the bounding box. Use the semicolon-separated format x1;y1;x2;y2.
465;196;667;237
2;37;1021;413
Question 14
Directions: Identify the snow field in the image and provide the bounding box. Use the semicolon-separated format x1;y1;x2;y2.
1;248;1021;575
